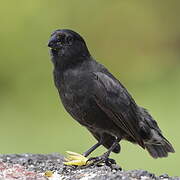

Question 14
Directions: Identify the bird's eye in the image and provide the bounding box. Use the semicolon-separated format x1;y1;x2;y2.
57;34;65;44
66;36;74;45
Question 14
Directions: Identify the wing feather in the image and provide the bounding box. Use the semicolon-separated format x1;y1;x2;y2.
92;72;144;148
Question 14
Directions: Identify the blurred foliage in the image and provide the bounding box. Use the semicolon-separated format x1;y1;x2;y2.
0;0;180;176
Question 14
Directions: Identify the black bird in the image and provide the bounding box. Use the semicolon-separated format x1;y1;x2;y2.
48;29;175;163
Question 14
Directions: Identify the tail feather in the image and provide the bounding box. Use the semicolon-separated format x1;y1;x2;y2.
139;107;175;158
145;138;175;158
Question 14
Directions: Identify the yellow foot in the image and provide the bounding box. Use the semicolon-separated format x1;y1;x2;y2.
64;151;89;166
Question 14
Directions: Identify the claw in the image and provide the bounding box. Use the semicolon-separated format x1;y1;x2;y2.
64;151;89;166
87;157;104;166
87;155;116;167
63;151;117;167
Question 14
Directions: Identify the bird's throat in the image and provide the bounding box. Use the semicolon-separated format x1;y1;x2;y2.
53;55;91;72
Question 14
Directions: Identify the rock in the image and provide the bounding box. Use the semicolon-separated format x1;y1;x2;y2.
0;154;179;180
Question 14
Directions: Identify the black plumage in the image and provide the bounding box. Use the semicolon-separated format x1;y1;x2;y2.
48;29;175;161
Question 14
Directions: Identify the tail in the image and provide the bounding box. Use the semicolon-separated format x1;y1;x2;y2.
139;107;175;158
145;136;175;158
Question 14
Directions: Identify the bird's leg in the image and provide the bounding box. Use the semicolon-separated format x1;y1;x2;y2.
83;141;103;157
87;137;120;166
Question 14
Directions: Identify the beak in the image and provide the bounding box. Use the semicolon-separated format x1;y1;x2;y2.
48;41;54;48
48;35;58;48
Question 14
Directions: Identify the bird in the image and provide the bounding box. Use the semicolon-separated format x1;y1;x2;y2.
47;29;175;165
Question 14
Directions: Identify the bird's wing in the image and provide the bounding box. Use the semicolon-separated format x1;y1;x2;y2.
91;71;144;148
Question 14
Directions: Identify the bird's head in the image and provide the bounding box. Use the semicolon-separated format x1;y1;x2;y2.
48;29;90;67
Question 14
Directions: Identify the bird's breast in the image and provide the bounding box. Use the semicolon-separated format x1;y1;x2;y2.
57;71;94;122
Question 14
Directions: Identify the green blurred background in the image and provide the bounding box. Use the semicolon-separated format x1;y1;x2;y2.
0;0;179;176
